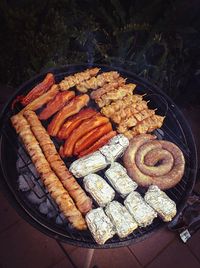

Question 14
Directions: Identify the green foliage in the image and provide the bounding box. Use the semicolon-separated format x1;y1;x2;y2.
0;0;200;100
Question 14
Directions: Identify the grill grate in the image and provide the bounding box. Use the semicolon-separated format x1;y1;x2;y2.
0;64;197;248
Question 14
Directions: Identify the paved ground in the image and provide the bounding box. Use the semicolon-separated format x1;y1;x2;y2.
0;190;200;268
0;86;200;268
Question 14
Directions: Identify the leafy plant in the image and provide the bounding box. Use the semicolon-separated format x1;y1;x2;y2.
0;0;200;103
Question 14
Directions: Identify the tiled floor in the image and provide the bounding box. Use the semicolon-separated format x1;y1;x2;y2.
0;87;200;268
0;193;200;268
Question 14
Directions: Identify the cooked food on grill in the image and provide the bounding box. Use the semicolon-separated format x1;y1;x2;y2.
38;91;75;120
69;151;108;178
123;134;185;189
24;110;92;215
63;115;110;157
47;94;89;136
20;84;59;115
144;185;177;222
101;92;164;139
59;68;100;91
95;83;136;108
101;95;145;118
105;201;138;238
90;77;126;100
78;131;117;157
83;174;115;207
102;100;148;125
76;71;120;92
85;207;116;245
70;134;129;178
105;162;138;197
11;113;87;230
74;122;113;155
122;115;165;139
117;109;156;131
99;134;129;163
10;67;188;245
58;108;98;140
21;73;55;106
124;191;157;227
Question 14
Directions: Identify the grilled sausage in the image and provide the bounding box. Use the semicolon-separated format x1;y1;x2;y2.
123;134;185;190
24;110;92;215
11;113;87;230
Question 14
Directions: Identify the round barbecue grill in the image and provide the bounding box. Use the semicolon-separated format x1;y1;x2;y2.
0;64;197;248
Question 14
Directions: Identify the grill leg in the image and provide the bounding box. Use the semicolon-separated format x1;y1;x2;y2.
84;248;95;268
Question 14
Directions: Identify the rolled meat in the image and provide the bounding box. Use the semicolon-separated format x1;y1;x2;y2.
11;113;87;230
24;110;92;215
123;134;185;190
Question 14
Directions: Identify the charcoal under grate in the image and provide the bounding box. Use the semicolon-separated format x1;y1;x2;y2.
0;64;197;248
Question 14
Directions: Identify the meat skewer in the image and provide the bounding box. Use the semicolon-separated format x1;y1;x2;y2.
90;77;126;100
76;71;120;92
59;68;100;90
123;114;165;139
47;94;89;136
117;109;156;134
96;83;136;108
101;95;145;118
104;101;149;124
38;91;75;120
11;113;87;230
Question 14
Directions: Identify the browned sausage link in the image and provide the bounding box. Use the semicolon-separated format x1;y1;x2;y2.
123;134;185;190
151;141;185;189
123;134;156;187
135;141;174;176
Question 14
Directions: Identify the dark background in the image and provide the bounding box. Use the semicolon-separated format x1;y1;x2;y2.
0;0;200;107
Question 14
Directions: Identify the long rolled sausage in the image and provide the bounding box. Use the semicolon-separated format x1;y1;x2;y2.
11;113;87;230
24;110;92;215
123;134;185;190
